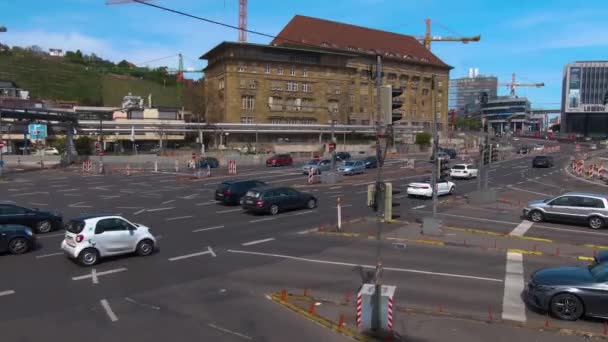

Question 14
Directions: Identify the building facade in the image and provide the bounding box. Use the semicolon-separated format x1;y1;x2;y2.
201;15;451;130
561;61;608;137
481;96;531;134
449;73;497;117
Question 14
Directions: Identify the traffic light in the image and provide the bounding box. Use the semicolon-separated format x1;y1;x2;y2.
438;159;450;180
380;85;404;125
490;144;498;163
482;144;490;165
367;183;379;212
382;182;400;222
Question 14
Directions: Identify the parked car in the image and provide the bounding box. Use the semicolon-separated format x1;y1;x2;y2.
241;186;317;215
301;159;332;175
337;160;365;175
406;178;455;198
439;147;457;159
523;192;608;229
266;154;293;167
533;144;545;151
215;180;266;205
61;215;156;266
532;155;554;168
0;202;63;234
450;164;478;179
526;262;608;321
335;152;351;162
516;146;531;154
431;151;450;162
0;224;36;255
199;157;220;169
363;156;378;169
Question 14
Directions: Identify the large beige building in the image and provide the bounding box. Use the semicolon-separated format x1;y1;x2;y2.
201;15;452;130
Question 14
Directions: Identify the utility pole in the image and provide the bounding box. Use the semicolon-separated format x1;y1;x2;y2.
99;115;104;172
431;75;438;218
373;54;384;333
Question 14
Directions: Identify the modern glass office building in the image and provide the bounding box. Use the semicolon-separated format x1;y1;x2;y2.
449;74;498;117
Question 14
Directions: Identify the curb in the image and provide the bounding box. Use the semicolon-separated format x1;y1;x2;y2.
564;166;608;188
446;227;554;243
268;292;367;341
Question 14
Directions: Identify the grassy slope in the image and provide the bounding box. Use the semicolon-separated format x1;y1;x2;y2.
0;54;180;107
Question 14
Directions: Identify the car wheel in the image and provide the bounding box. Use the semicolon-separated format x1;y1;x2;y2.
588;216;605;230
269;204;279;215
449;187;455;194
8;237;29;255
529;210;544;223
78;248;99;267
306;199;317;209
35;220;52;234
239;197;244;206
136;239;154;256
550;293;584;321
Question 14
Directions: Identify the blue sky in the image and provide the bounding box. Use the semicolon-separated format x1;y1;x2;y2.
1;0;607;108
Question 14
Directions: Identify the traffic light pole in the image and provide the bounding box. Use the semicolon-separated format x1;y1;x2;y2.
373;54;385;333
431;75;438;218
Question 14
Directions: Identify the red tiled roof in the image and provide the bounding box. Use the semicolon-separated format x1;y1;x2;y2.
271;15;450;68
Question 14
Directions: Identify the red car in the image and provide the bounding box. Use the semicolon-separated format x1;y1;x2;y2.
266;154;293;167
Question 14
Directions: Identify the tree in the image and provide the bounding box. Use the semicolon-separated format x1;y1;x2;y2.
182;80;205;121
74;136;93;155
415;132;432;146
117;59;132;68
26;45;45;56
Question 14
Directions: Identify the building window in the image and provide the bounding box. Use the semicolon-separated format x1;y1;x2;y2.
302;83;312;92
333;86;341;95
270;119;281;124
248;80;257;89
422;100;425;107
302;98;314;112
268;96;282;111
422;89;429;96
265;64;271;74
303;68;308;77
242;95;255;110
360;82;368;88
287;82;298;92
241;116;254;123
238;66;245;72
218;78;225;90
270;81;283;91
328;100;339;113
290;66;296;76
361;95;369;107
277;67;284;75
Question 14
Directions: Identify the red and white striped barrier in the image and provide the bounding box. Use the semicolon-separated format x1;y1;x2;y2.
228;160;237;175
387;295;394;331
308;168;314;184
356;293;363;327
82;160;92;173
206;164;211;177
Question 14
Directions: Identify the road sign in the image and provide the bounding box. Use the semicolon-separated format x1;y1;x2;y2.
28;124;47;140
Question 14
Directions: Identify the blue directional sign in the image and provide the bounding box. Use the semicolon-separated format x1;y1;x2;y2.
28;124;47;140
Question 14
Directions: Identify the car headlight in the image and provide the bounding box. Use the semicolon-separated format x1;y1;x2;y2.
25;228;33;236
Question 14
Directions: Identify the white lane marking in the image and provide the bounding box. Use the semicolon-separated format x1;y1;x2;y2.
293;210;316;216
193;225;224;233
534;176;541;180
179;194;198;199
35;252;64;259
502;252;526;322
329;186;342;190
207;323;252;340
91;268;99;284
11;191;50;196
37;232;65;239
534;224;608;236
0;290;15;297
161;199;176;204
115;206;142;209
28;202;48;206
124;297;161;310
297;228;319;235
411;205;426;210
168;246;216;261
196;201;221;206
516;181;525;185
528;179;567;190
146;207;175;212
68;201;93;208
241;238;275;246
100;299;119;322
133;208;146;216
216;208;242;214
72;267;127;282
507;186;553;197
165;215;194;221
249;217;276;223
228;250;502;282
57;188;78;192
339;204;353;208
509;220;533;237
100;195;121;199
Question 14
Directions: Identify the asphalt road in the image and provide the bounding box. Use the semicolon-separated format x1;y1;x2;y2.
1;144;606;341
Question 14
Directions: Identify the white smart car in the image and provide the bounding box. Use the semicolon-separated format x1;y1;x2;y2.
406;178;455;198
450;164;478;179
61;214;156;266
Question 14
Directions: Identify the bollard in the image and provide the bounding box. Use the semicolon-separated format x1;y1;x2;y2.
544;314;550;328
337;196;342;231
280;289;287;302
303;288;309;297
338;314;345;329
308;302;315;315
175;160;179;172
488;306;494;321
154;160;158;173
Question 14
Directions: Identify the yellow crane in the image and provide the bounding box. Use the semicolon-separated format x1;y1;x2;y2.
421;18;481;50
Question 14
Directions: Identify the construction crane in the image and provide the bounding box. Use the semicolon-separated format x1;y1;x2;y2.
500;73;545;97
421;18;480;51
238;0;247;42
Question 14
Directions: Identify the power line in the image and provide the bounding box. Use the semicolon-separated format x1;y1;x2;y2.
136;54;179;67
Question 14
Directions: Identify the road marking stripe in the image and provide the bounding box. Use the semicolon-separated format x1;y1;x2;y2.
37;232;65;239
217;208;242;214
339;204;353;208
133;208;146;215
227;249;502;282
0;290;15;297
329;186;342;189
207;323;252;340
411;205;426;210
72;267;127;281
296;228;319;235
165;215;194;221
100;299;119;322
507;186;553;197
35;252;64;259
293;210;316;216
509;220;533;237
502;252;526;322
168;247;215;261
249;217;276;223
91;268;99;284
241;238;275;246
57;188;78;192
115;206;142;209
196;201;220;206
146;207;175;212
161;199;176;204
193;225;224;233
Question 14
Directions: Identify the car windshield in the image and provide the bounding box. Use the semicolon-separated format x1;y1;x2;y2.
452;165;466;170
344;161;355;166
306;160;319;165
245;190;261;198
66;220;85;234
589;263;608;282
